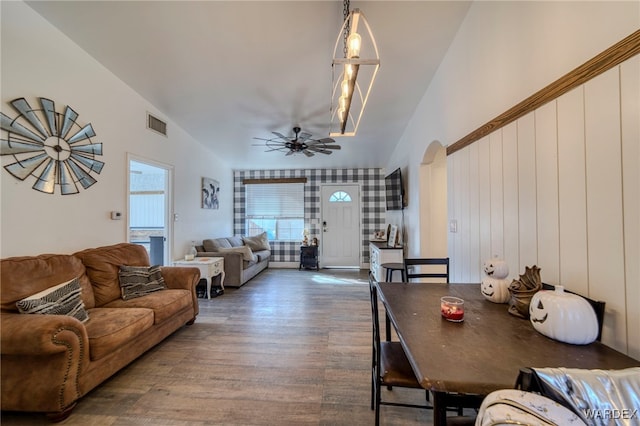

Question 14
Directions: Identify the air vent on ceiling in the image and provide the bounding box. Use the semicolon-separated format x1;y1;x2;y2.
147;112;167;137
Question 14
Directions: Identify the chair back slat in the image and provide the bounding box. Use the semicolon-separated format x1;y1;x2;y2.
404;258;450;283
369;272;382;360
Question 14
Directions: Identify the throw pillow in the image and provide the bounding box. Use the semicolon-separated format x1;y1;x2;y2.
16;277;89;323
203;238;232;252
242;232;270;251
118;265;166;300
217;246;257;262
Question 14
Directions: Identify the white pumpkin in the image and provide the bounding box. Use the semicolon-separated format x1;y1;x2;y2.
483;258;509;279
529;286;598;345
481;277;511;303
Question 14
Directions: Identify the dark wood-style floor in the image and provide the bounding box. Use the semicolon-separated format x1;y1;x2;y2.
2;268;445;425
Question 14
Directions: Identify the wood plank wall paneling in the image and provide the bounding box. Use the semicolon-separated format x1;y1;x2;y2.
468;143;481;283
448;58;639;354
516;114;537;273
502;122;519;281
447;30;640;156
557;86;589;297
584;67;626;351
447;31;639;355
621;57;640;360
489;131;504;259
478;137;492;271
535;101;560;284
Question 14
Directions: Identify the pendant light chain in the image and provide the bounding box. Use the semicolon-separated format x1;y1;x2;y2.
343;0;350;58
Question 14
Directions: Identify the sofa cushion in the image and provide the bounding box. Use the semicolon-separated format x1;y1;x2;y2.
16;277;89;323
227;236;244;247
102;289;192;324
203;238;232;251
85;307;154;361
118;265;166;300
74;243;150;307
253;250;272;263
217;246;257;262
1;253;95;312
242;232;270;251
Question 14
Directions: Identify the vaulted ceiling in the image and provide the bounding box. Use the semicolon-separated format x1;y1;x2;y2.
26;1;471;170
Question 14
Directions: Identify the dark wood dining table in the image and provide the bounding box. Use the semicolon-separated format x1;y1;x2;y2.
376;281;640;425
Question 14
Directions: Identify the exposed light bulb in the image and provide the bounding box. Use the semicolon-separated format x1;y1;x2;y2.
344;64;354;79
341;79;350;98
338;96;348;111
338;107;347;123
347;32;362;58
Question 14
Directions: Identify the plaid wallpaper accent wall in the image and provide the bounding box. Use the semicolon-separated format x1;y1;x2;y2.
234;169;386;264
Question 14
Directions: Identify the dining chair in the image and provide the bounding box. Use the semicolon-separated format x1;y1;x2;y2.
369;273;432;425
404;257;450;283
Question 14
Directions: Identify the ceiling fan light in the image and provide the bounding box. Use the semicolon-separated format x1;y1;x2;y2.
347;32;361;58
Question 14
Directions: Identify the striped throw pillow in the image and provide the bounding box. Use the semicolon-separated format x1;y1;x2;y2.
16;277;89;323
118;265;166;300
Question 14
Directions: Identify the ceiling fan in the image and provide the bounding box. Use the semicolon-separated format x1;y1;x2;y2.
253;126;341;157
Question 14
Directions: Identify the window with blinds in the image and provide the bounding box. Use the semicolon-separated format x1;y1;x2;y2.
245;183;304;241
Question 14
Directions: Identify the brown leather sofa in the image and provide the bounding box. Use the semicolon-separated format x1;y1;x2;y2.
0;243;200;421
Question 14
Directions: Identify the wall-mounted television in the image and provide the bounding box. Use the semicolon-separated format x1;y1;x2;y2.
385;168;405;211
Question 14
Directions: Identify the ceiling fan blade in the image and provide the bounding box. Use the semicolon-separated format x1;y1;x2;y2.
322;144;342;150
272;131;289;140
315;137;336;144
302;150;314;157
286;150;295;156
298;132;312;141
307;147;332;155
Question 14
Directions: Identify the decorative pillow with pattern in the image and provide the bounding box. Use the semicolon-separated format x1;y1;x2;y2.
118;265;166;300
16;277;89;323
242;232;270;251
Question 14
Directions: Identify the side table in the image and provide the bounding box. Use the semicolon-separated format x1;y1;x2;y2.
173;257;225;299
299;245;319;270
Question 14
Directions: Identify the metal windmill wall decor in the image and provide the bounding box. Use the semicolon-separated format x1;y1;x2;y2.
1;97;104;194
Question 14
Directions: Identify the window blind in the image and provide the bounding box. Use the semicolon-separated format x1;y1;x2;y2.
245;183;304;217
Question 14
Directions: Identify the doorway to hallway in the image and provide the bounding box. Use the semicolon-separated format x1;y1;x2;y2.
127;156;173;265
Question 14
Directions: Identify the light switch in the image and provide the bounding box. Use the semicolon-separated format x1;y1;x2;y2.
449;219;458;233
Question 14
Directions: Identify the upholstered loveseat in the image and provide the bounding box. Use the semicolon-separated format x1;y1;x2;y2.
0;243;200;420
197;233;270;287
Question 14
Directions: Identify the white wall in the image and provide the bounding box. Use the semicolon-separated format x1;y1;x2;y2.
1;1;233;260
388;1;639;356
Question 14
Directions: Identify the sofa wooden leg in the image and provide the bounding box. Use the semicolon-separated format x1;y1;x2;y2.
46;403;76;422
186;317;196;325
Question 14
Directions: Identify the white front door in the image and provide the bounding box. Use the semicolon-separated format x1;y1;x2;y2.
320;185;361;267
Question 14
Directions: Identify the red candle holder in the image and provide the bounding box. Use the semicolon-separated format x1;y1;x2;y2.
441;296;465;322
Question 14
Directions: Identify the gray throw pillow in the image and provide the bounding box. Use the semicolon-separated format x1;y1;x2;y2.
242;232;270;251
118;265;166;300
203;238;232;252
217;246;257;262
16;277;89;323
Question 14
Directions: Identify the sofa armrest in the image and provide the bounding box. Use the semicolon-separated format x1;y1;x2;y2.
160;266;200;317
197;251;243;285
1;312;88;413
0;312;88;356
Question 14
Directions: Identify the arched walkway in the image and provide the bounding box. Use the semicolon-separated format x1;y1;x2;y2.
418;141;448;257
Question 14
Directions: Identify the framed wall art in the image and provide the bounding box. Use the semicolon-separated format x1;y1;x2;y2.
201;177;219;209
387;225;398;247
